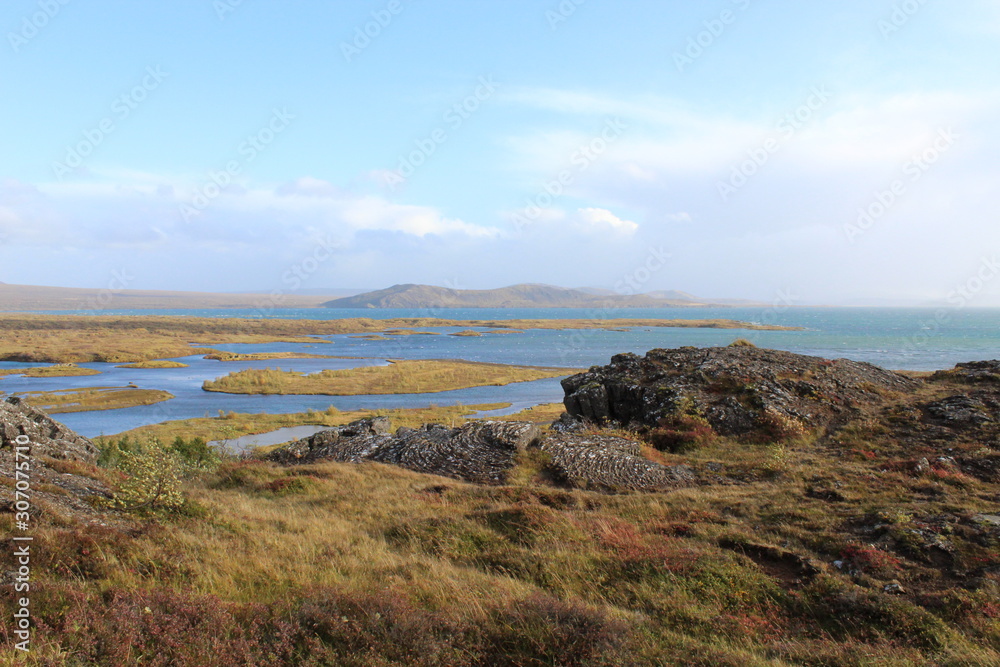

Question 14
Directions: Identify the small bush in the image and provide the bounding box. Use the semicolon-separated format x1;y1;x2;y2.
840;543;903;577
263;475;321;496
482;593;630;665
757;407;808;441
210;460;284;491
648;414;716;453
729;338;757;348
170;435;220;468
111;446;186;512
95;436;187;513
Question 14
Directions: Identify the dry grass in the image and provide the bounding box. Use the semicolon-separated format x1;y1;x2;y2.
0;314;799;363
117;360;190;369
382;329;441;336
16;387;174;413
204;351;353;362
0;363;102;377
202;359;576;396
495;402;567;425
99;403;512;444
6;427;998;664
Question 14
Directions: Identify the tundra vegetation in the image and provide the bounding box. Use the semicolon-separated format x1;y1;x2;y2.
116;360;190;369
14;387;175;414
202;359;576;396
0;314;797;363
0;364;101;378
3;364;999;665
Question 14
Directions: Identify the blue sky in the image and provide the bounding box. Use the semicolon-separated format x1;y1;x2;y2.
1;0;999;305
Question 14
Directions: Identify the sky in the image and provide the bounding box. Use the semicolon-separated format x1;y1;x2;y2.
1;0;999;306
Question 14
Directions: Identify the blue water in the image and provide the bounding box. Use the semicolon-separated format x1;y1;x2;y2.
3;307;998;437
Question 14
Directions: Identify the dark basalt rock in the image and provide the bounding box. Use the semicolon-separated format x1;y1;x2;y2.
539;432;693;491
935;360;1000;384
0;397;110;523
268;419;540;484
0;396;98;462
267;417;393;465
923;395;995;426
562;346;919;437
268;417;693;491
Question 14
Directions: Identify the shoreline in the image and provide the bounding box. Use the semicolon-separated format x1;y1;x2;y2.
0;313;800;364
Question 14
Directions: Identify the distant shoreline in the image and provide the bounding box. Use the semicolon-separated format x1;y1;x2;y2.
0;313;799;364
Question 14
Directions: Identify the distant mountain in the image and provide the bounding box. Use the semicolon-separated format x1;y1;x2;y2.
322;284;758;309
0;283;333;311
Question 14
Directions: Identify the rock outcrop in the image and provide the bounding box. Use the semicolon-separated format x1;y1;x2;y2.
0;397;109;523
934;360;1000;384
561;346;919;437
268;419;542;485
539;432;693;491
0;396;99;462
267;416;693;491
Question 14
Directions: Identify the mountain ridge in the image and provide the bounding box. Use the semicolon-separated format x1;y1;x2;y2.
322;283;762;309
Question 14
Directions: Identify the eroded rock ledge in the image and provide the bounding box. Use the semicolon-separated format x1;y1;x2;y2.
562;346;918;436
267;416;693;491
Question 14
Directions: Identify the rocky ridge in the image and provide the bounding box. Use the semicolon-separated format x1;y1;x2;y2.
267;417;692;490
0;396;109;523
267;418;541;485
562;346;919;437
1;396;99;461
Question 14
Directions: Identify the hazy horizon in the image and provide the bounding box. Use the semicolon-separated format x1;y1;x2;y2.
2;1;999;307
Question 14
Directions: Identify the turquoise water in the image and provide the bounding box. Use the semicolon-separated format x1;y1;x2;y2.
4;307;998;437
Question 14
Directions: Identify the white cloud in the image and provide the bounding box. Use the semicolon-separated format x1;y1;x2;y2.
503;87;999;179
575;208;638;234
0;175;500;249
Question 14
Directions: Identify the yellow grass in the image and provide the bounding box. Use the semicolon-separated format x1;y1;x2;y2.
382;329;441;336
0;363;102;377
14;436;998;664
203;351;353;362
16;387;174;413
99;402;510;443
117;360;190;369
0;314;799;363
202;359;576;396
495;402;566;424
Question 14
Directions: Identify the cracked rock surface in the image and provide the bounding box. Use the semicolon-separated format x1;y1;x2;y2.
268;419;542;484
0;396;99;462
268;417;693;490
561;346;919;436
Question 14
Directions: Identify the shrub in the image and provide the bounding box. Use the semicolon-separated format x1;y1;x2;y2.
170;435;220;468
94;436;189;513
109;443;186;512
648;414;716;453
840;543;903;577
729;338;757;348
482;593;629;666
28;586;300;666
757;407;808;441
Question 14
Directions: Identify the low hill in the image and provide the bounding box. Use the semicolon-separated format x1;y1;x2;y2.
0;283;332;311
322;283;755;309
